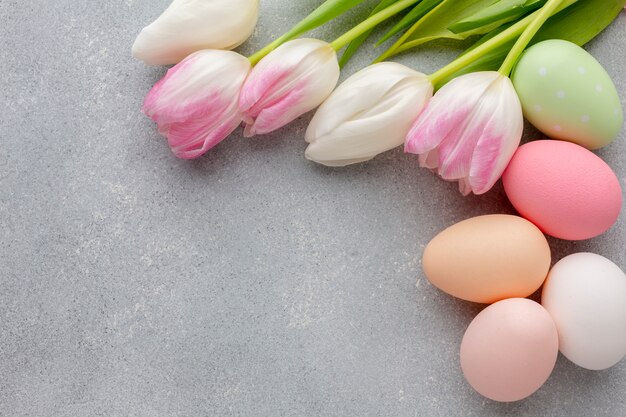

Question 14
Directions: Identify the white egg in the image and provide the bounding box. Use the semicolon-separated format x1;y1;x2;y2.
541;253;626;370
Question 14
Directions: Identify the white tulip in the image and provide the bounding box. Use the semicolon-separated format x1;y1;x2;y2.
305;62;433;167
132;0;260;66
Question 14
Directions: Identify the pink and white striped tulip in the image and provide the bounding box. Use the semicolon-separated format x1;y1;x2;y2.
305;62;433;166
239;38;341;137
405;71;523;195
142;49;251;159
132;0;260;66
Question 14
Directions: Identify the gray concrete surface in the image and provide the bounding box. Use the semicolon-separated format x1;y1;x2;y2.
1;1;624;416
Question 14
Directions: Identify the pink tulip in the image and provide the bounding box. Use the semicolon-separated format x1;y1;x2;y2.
405;71;523;195
143;49;251;159
238;38;341;137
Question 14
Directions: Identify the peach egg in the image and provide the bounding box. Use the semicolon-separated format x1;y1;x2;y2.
422;215;551;303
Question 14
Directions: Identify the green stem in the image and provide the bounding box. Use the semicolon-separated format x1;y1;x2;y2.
428;16;532;85
428;0;576;86
498;0;564;76
249;34;291;65
330;0;421;51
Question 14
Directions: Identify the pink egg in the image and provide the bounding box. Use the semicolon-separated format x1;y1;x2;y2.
502;140;622;240
460;298;558;402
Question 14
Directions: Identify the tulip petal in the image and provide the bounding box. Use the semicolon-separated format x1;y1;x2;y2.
132;0;260;65
458;177;473;196
468;77;523;194
418;149;439;170
437;76;502;180
142;50;251;159
240;68;308;137
305;63;433;166
405;72;497;156
154;94;241;159
309;80;426;161
404;71;523;195
239;39;340;136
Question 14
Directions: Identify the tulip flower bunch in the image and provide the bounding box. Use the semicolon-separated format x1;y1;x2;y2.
135;0;624;194
136;0;428;158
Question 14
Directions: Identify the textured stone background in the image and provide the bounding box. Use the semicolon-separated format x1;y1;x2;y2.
0;1;624;416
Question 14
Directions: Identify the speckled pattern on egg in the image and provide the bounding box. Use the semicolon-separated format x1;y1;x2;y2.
512;39;623;149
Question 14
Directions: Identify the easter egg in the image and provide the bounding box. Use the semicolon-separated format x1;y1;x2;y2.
542;253;626;370
460;298;559;402
502;140;622;240
422;214;551;304
512;39;623;149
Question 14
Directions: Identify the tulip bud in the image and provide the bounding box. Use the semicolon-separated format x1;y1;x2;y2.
305;62;433;166
405;71;523;195
142;49;251;159
132;0;260;66
239;38;340;137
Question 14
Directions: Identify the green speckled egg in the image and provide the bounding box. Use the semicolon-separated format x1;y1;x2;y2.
512;40;623;149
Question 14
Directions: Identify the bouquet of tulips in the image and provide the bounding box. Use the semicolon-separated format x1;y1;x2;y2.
133;0;621;191
134;0;624;195
133;0;626;403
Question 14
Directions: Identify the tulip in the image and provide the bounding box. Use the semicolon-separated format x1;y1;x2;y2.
132;0;260;66
405;71;523;195
305;62;433;166
142;49;251;159
238;39;341;137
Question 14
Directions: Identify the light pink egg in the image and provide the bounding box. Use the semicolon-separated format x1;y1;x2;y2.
502;140;622;240
460;298;558;402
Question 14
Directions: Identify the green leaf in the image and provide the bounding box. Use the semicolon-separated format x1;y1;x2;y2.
339;0;400;67
398;0;505;44
436;0;626;88
448;0;545;34
281;0;370;41
530;0;626;44
376;0;444;45
376;0;519;61
523;0;544;6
